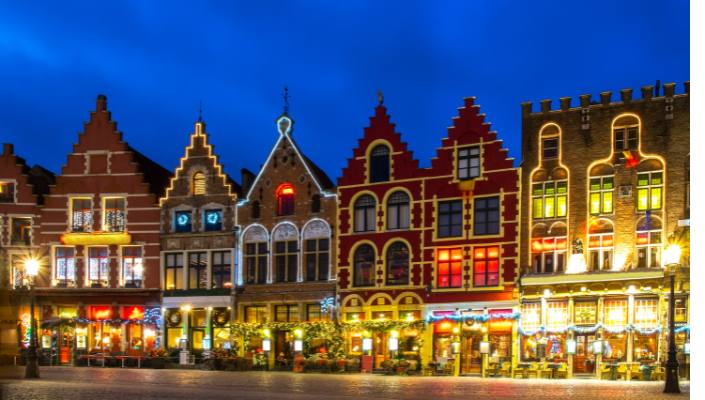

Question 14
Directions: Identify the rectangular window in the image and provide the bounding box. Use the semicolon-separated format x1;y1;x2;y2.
103;197;126;232
88;246;109;287
531;237;567;274
10;217;32;246
674;297;687;324
589;176;614;215
54;247;76;286
634;298;658;329
574;301;597;325
11;255;25;289
275;305;299;322
532;181;567;219
188;252;207;289
305;238;329;281
521;303;541;331
473;246;500;287
122;246;143;287
474;197;500;235
546;301;568;330
274;240;298;283
204;209;223;232
164;252;184;290
212;251;232;288
245;306;268;323
615;127;638;153
637;172;663;211
588;233;613;271
542;138;559;159
0;181;15;202
604;299;628;328
437;248;462;288
174;210;192;233
636;230;662;269
307;304;328;321
71;198;93;232
245;242;267;284
437;200;463;238
457;146;480;180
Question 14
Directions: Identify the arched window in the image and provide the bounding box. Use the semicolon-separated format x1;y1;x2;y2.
354;195;376;232
243;226;268;284
387;191;410;230
276;183;295;216
369;145;390;182
588;219;614;271
251;201;260;219
272;223;299;283
636;217;662;269
386;242;409;285
540;124;560;161
192;172;206;195
532;167;567;220
311;194;321;213
303;220;331;281
353;244;375;287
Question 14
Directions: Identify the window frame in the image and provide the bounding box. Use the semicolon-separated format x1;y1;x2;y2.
211;250;232;288
245;241;268;284
174;210;192;233
192;172;206;195
636;229;662;269
103;197;126;232
472;246;500;287
589;176;614;215
54;246;76;286
542;137;559;160
87;246;110;287
122;246;143;287
304;238;329;281
353;244;375;287
187;251;208;289
70;197;93;232
275;304;300;322
437;200;463;238
0;181;16;203
10;217;32;246
353;195;377;232
588;232;614;271
386;191;410;230
531;236;567;274
437;248;463;289
164;252;184;290
385;242;409;286
274;239;298;283
473;196;500;236
203;208;223;232
276;183;296;216
457;146;481;180
636;171;663;211
369;144;391;183
532;181;567;219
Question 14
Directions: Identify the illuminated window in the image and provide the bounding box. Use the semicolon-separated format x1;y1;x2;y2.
276;183;295;216
88;246;109;287
674;297;687;323
532;181;567;219
54;247;76;287
245;242;267;284
473;246;500;287
305;238;329;281
634;298;658;329
636;217;662;269
531;236;567;274
546;301;568;330
437;248;462;288
604;298;628;328
387;191;410;230
588;220;613;271
122;246;143;288
369;145;390;182
307;304;329;321
211;251;231;289
71;198;93;232
188;252;207;289
542;138;559;159
474;197;500;235
438;200;462;237
637;171;663;211
353;244;375;287
204;209;223;231
574;302;597;325
245;306;268;323
174;210;192;233
0;181;15;202
192;172;206;195
521;302;541;331
11;255;25;289
457;146;480;179
589;176;614;215
10;217;31;246
274;240;298;283
164;253;183;290
275;305;299;322
354;195;376;232
103;197;126;232
386;242;409;286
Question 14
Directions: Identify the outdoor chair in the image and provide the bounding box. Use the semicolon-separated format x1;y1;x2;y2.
555;363;568;379
539;363;553;379
512;365;526;378
616;363;628;380
526;362;540;378
652;366;665;381
499;362;511;377
599;364;612;380
630;364;643;380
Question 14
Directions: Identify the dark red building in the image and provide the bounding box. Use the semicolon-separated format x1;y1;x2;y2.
337;95;520;374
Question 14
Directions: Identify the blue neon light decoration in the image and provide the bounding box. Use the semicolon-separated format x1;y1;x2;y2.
204;209;222;231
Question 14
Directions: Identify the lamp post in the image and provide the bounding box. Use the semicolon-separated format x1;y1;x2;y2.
663;244;681;394
24;258;40;379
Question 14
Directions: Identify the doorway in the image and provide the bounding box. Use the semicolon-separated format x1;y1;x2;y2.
374;332;388;368
573;334;596;374
460;333;482;374
59;325;74;365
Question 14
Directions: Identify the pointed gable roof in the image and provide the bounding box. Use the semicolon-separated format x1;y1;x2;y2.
160;119;239;204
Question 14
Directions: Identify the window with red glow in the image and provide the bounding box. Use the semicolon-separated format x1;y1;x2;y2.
276;183;295;216
437;248;463;288
473;246;500;287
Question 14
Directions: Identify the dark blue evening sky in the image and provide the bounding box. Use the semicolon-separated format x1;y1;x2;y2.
0;1;689;183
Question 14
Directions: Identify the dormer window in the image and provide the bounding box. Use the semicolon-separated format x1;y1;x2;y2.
192;172;206;195
103;197;126;232
276;183;295;216
174;210;192;233
0;181;15;202
369;145;390;182
204;209;223;231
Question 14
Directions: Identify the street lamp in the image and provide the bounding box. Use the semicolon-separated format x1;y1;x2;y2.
662;244;681;394
24;258;40;379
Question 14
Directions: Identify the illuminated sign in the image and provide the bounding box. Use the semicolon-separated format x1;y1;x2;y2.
566;339;577;354
388;337;399;352
362;338;372;352
294;339;303;352
263;339;271;352
479;341;490;354
92;306;112;320
122;306;144;320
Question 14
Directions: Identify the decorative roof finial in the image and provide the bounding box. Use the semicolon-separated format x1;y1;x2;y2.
377;89;384;105
282;86;290;114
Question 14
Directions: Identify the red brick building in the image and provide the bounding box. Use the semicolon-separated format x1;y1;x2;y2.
33;95;169;363
337;96;520;374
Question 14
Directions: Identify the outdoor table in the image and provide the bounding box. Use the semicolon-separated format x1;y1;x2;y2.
544;362;561;379
116;355;143;368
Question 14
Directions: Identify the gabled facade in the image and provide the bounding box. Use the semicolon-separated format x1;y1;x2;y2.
159;118;240;351
519;82;690;378
33;95;170;363
234;112;337;364
0;143;54;362
337;96;520;374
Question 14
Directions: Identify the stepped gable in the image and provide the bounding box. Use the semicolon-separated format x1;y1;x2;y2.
1;143;54;205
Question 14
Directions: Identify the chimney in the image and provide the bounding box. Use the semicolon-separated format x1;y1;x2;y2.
2;143;13;156
521;101;533;115
641;86;654;100
559;97;571;111
663;83;676;97
579;94;591;107
600;91;612;105
540;99;552;113
241;168;256;194
96;94;107;111
620;89;633;102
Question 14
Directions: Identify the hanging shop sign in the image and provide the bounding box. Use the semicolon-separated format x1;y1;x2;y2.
41;335;51;349
388;337;399;352
91;306;113;320
294;339;303;352
76;334;87;350
60;232;131;246
479;341;490;354
362;338;373;352
122;306;144;320
566;339;577;354
263;339;271;352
